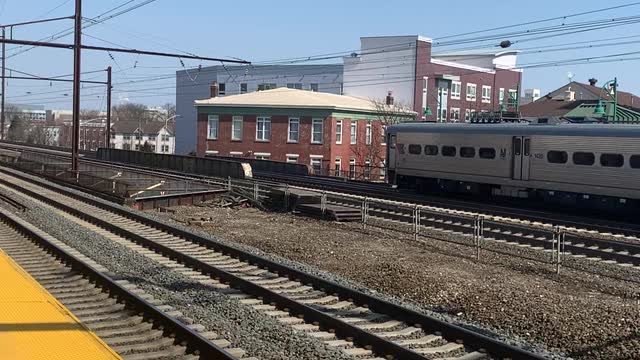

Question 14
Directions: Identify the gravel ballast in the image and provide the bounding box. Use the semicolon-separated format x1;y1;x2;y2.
161;204;640;360
0;186;353;360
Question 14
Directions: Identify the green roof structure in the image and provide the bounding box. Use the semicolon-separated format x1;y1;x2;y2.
564;103;640;124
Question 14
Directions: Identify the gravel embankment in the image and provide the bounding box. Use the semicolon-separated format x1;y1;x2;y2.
161;204;640;360
0;186;352;360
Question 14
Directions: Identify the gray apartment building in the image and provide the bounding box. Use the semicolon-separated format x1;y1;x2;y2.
175;64;344;154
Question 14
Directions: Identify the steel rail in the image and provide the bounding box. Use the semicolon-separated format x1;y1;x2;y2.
0;207;239;360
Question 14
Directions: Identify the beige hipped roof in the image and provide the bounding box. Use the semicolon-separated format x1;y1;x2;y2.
194;88;415;115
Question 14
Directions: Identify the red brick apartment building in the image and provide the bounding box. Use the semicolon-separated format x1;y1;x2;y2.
343;36;522;120
195;87;415;178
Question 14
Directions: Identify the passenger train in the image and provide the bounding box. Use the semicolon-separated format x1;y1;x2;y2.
385;123;640;211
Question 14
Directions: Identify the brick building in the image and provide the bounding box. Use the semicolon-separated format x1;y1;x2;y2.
343;36;522;121
195;87;415;179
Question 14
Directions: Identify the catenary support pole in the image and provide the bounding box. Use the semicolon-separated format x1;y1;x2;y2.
71;0;82;170
106;66;112;148
1;27;5;140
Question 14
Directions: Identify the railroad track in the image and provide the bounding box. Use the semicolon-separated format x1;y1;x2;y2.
256;172;640;240
0;208;247;360
0;165;544;360
325;196;640;268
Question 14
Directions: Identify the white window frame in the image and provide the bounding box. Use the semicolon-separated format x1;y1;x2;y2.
381;124;387;145
379;160;386;180
231;116;243;141
311;118;323;144
334;157;342;177
421;76;429;119
162;145;169;153
350;121;357;144
254;152;271;160
286;154;299;163
466;83;477;101
256;116;271;141
335;120;343;144
465;109;471;122
451;81;461;100
365;123;372;145
508;89;518;106
349;158;356;179
288;118;300;143
230;151;243;157
207;115;219;140
450;108;460;122
218;83;226;96
310;155;323;175
499;88;505;104
482;85;491;103
364;158;372;180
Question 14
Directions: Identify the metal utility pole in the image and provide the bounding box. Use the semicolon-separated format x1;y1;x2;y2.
106;66;112;148
1;27;5;140
71;0;82;170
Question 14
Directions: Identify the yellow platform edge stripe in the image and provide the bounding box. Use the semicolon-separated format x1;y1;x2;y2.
0;247;122;360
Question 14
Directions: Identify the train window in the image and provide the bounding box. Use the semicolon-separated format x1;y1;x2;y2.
479;148;496;159
630;155;640;169
442;146;456;157
572;152;595;166
547;151;568;164
424;145;438;156
524;139;531;156
408;144;422;155
600;153;624;167
389;135;397;149
460;147;475;158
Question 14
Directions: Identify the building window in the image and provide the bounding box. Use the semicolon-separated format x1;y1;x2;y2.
335;120;343;144
219;83;226;96
365;123;372;145
349;158;356;179
232;116;243;141
162;134;169;142
134;144;140;151
287;83;302;89
258;83;277;91
207;115;219;140
499;88;505;105
508;89;518;106
380;160;386;180
482;85;491;103
380;125;387;145
256;116;271;141
310;157;323;175
312;118;323;144
466;83;477;101
123;143;130;150
286;155;299;163
339;82;344;95
240;83;248;94
334;158;342;177
255;154;271;160
310;83;319;92
464;109;471;122
422;77;428;118
288;118;299;143
123;134;131;140
135;132;142;140
111;133;115;139
450;108;460;122
364;159;371;180
451;81;461;100
151;145;156;152
350;121;357;144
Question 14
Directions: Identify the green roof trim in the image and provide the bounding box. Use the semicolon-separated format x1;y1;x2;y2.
564;102;640;123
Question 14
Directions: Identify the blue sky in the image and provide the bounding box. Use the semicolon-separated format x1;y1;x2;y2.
1;0;640;110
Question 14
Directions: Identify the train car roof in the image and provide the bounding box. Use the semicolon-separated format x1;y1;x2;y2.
387;123;640;137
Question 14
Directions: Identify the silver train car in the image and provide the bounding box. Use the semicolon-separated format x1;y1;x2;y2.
385;123;640;211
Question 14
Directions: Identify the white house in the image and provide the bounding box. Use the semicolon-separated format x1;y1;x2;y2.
110;120;176;154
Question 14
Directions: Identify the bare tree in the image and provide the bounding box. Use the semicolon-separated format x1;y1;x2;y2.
140;141;154;153
6;105;30;142
80;109;101;121
350;99;414;179
162;103;176;119
112;103;150;123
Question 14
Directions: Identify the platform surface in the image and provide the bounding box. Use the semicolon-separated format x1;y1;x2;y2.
0;249;121;360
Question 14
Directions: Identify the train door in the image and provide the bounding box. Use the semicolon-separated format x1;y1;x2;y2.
386;133;397;183
512;136;531;180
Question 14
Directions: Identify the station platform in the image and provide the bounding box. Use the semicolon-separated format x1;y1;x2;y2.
0;249;121;360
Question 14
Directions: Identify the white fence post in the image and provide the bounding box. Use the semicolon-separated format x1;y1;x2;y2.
362;197;368;230
413;206;420;241
321;191;327;215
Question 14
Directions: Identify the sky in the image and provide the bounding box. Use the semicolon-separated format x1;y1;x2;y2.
1;0;640;111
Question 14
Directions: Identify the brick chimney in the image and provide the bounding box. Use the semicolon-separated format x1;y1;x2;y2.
588;78;598;86
210;81;219;98
385;91;394;106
